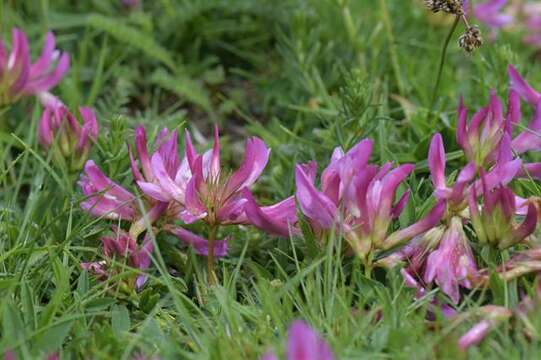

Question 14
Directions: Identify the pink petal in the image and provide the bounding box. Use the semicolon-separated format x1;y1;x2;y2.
134;126;153;181
512;99;541;154
166;226;228;257
287;320;334;360
224;137;270;196
151;153;185;201
429;133;447;191
295;164;337;229
384;200;446;249
242;189;298;237
508;65;540;105
458;320;492;350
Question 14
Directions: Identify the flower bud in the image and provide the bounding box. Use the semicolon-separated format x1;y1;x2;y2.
38;94;98;171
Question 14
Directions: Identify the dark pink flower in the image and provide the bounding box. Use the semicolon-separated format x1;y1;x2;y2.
260;320;335;360
181;126;271;226
294;138;442;260
0;28;69;105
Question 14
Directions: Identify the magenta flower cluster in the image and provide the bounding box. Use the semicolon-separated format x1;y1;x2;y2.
3;26;541;353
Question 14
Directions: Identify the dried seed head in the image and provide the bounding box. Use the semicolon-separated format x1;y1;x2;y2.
459;26;483;53
425;0;465;15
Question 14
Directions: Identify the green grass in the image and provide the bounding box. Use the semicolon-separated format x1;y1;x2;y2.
1;0;541;358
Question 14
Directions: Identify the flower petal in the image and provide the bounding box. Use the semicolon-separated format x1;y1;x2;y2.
224;137;270;196
242;189;298;237
429;133;447;191
166;226;228;257
295;164;337;229
508;64;541;105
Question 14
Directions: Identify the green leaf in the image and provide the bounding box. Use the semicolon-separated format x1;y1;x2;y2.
111;304;130;335
76;271;89;296
150;69;212;112
87;14;176;70
85;298;117;311
20;281;36;331
2;300;26;345
33;320;73;354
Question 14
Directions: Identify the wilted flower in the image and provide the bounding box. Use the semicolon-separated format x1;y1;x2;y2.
468;178;537;249
425;0;466;15
458;305;512;350
38;93;98;170
424;216;478;303
81;225;154;289
260;320;335;360
0;28;69;106
488;248;541;282
294;138;443;269
458;25;483;53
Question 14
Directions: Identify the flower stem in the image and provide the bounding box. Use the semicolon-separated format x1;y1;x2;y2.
207;224;218;285
429;16;460;116
363;253;373;280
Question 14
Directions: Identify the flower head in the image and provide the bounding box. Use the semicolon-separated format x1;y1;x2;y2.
180;126;271;226
294;138;442;262
0;28;69;106
468;177;537;249
38;93;98;170
428;132;520;214
260;320;335;360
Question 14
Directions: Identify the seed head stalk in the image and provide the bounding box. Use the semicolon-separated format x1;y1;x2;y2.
430;16;460;114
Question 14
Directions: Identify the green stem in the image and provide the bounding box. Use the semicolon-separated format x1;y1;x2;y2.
207;224;218;285
363;253;373;280
429;16;460;116
379;0;405;95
